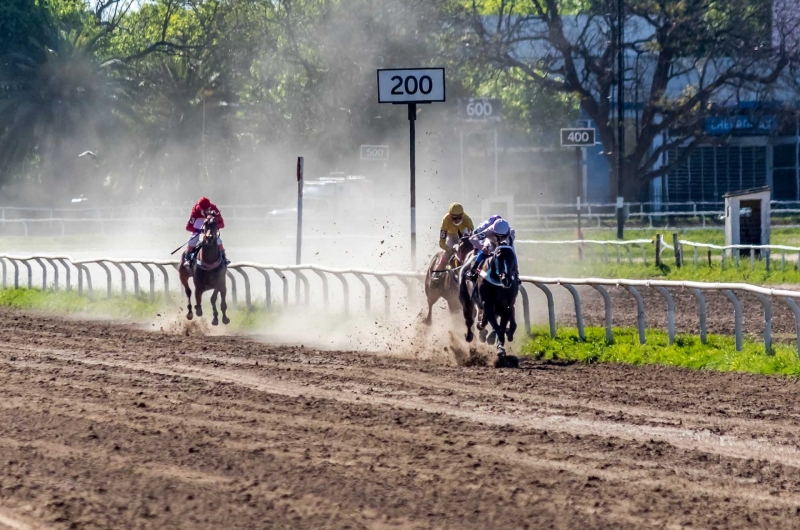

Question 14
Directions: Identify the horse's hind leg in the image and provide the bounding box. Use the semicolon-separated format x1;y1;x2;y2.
210;290;219;326
179;269;193;320
424;289;435;325
194;288;204;317
220;286;230;325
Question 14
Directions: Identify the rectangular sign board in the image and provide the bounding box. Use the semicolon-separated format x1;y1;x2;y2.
458;98;502;122
360;145;389;160
560;128;596;147
377;68;446;104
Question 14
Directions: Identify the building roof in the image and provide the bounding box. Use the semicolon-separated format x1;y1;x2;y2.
723;186;771;198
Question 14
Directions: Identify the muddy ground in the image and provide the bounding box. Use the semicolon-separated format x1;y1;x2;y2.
2;308;800;529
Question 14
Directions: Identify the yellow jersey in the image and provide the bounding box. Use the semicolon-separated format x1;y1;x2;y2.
439;213;474;250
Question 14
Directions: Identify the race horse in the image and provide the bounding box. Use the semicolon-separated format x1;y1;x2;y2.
424;235;472;325
459;243;519;368
179;216;230;325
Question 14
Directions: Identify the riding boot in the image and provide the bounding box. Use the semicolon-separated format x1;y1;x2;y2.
220;249;230;265
184;248;196;267
471;250;485;279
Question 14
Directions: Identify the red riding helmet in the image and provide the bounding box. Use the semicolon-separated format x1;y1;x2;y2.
198;197;212;210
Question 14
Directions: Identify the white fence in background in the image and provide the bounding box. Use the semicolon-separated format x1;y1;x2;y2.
5;199;800;235
518;237;800;271
1;254;799;356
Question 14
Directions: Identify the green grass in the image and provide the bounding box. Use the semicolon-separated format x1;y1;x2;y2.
515;226;800;284
522;326;800;376
0;288;165;319
0;288;275;331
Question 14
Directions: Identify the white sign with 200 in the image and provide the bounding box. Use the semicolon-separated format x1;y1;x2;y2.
377;68;446;103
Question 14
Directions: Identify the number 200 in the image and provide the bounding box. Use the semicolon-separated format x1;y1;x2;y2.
390;75;434;96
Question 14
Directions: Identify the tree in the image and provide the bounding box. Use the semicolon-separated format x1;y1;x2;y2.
465;0;797;199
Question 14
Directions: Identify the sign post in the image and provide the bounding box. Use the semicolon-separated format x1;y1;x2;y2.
561;128;595;259
378;67;446;269
457;98;503;200
296;156;304;266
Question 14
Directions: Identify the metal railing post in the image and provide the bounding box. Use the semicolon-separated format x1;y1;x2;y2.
784;297;800;357
561;283;585;341
655;287;675;345
722;290;743;352
754;293;773;354
142;263;156;303
533;282;556;338
518;284;532;337
624;285;646;345
689;288;707;344
225;270;239;309
591;285;613;344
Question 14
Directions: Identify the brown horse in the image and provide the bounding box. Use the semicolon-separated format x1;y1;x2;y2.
423;235;473;325
178;216;230;325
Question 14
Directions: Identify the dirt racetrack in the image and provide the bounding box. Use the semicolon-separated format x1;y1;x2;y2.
3;309;800;528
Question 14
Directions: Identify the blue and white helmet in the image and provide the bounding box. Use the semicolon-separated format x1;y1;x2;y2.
493;219;510;237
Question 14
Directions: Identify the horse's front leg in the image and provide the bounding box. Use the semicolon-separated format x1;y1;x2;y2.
495;311;510;355
507;308;518;342
210;290;219;326
459;281;474;342
220;286;230;325
194;287;204;317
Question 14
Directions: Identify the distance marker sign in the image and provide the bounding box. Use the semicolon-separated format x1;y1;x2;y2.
560;128;596;147
458;98;502;122
360;145;389;160
377;68;445;103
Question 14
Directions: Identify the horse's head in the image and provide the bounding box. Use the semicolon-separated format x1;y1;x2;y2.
455;235;473;264
202;216;219;246
492;244;518;288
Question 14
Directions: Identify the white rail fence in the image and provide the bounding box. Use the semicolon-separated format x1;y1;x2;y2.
1;254;799;356
518;237;800;271
6;199;800;235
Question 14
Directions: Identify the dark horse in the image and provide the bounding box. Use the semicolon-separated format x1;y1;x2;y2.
179;216;230;325
423;235;472;325
459;243;519;368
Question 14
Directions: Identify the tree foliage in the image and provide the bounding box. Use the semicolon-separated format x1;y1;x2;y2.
465;0;795;198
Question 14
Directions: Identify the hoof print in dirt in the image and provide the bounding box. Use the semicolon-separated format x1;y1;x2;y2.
495;355;519;369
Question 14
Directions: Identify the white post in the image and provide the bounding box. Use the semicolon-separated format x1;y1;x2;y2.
493;127;499;196
460;128;465;202
296;157;304;265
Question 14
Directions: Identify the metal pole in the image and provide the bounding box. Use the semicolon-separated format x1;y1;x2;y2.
460;127;465;202
494;127;499;196
616;0;625;240
409;103;417;270
296;157;304;265
576;147;583;260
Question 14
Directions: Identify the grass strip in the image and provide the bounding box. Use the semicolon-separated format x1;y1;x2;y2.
0;288;273;330
522;326;800;377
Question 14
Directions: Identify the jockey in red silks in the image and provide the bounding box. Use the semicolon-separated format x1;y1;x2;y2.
184;197;228;266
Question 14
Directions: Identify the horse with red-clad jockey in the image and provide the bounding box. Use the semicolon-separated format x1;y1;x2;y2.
178;197;231;325
183;197;229;267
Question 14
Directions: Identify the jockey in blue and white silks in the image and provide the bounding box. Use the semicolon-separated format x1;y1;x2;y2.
467;215;516;276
